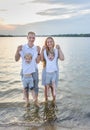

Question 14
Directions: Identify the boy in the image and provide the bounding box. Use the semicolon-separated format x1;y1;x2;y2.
20;53;36;107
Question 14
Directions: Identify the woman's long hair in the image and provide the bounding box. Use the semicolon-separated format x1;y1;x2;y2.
45;37;55;52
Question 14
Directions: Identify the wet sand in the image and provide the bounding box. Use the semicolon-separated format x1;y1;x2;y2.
0;125;90;130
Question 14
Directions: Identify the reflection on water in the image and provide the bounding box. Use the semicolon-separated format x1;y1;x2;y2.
23;105;40;122
43;101;58;122
23;101;58;124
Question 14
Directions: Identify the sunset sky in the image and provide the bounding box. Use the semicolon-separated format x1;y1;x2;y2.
0;0;90;35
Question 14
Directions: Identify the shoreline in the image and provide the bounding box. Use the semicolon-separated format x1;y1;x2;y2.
0;125;90;130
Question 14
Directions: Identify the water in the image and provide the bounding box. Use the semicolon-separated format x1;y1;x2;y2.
0;37;90;130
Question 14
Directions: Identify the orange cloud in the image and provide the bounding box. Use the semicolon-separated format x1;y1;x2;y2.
0;19;16;30
0;24;15;30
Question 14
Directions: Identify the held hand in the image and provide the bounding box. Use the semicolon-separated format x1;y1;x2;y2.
56;44;64;60
42;46;46;51
37;46;41;54
17;45;22;52
15;45;22;61
56;44;61;50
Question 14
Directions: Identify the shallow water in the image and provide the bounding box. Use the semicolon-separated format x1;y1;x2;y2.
0;37;90;129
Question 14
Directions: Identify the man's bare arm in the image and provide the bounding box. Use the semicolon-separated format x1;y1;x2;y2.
36;46;41;63
15;45;22;61
40;46;46;62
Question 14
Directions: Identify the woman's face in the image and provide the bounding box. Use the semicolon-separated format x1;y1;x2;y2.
46;38;54;49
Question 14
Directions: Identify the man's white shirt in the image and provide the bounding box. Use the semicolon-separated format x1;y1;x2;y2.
19;44;38;75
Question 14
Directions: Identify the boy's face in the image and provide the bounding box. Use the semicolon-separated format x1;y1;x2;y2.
48;53;54;60
27;33;35;46
25;54;32;63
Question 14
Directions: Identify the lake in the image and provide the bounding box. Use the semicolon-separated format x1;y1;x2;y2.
0;37;90;130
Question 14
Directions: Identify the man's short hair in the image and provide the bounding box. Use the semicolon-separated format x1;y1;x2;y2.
28;31;35;36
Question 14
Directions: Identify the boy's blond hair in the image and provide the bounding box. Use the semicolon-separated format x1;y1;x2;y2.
24;53;32;59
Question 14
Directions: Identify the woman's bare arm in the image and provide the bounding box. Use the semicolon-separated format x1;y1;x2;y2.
56;44;64;61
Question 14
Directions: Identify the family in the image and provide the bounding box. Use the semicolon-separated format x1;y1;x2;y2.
15;31;64;107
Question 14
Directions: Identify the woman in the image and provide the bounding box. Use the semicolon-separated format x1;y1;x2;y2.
41;37;64;102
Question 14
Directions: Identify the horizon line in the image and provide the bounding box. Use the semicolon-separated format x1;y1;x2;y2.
0;33;90;37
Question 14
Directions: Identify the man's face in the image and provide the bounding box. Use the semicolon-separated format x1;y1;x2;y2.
27;33;35;46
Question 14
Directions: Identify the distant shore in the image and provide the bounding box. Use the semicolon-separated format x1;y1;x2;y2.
0;34;90;37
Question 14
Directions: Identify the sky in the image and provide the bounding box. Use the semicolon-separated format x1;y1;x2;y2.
0;0;90;35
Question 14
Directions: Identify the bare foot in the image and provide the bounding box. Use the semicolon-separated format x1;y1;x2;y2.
24;102;30;107
34;101;40;107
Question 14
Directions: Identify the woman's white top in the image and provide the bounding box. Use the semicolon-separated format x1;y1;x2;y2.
44;49;58;73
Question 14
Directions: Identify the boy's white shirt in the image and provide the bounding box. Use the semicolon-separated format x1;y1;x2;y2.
19;44;38;74
44;49;58;73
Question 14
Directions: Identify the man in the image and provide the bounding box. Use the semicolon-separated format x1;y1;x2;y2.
15;32;40;107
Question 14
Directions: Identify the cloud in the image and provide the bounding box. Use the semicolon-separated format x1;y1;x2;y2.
0;18;16;30
37;8;77;16
0;9;7;12
0;13;90;35
37;6;90;20
37;8;68;16
19;0;32;5
32;0;90;5
33;0;90;16
0;0;90;35
35;0;90;21
0;25;15;30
